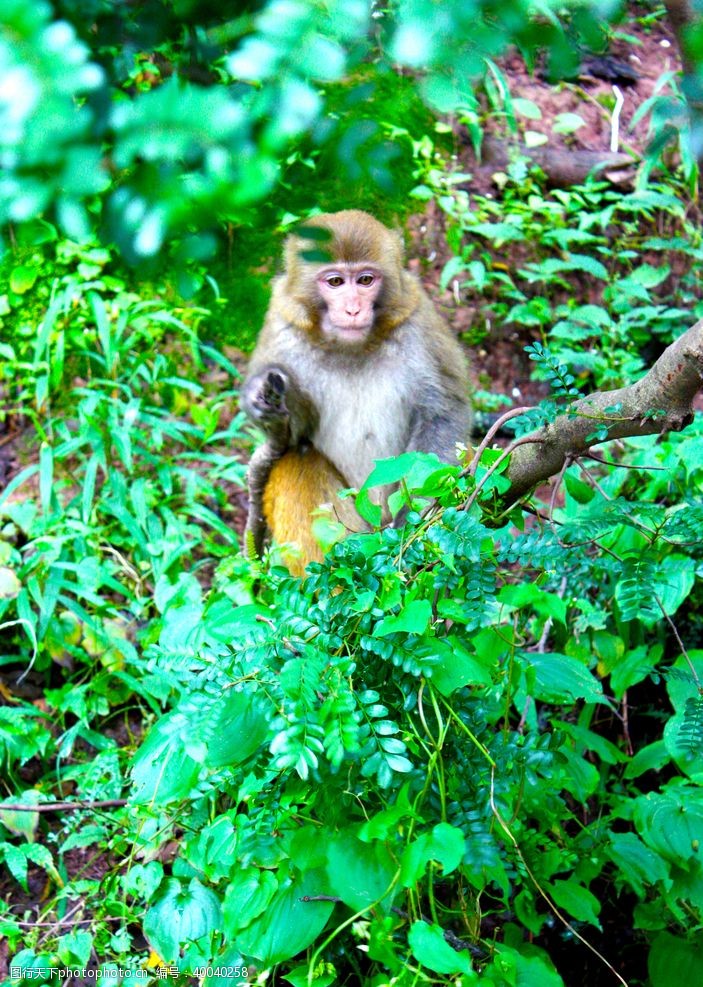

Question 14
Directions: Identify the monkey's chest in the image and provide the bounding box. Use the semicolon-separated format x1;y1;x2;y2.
309;363;409;489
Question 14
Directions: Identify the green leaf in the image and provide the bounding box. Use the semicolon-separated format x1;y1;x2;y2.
205;691;271;768
498;584;567;624
564;471;595;504
326;835;396;912
649;932;703;987
143;877;222;964
629;263;670;287
656;555;696;618
522;653;604;703
624;740;671;778
553;112;586;134
429;637;494;694
513;97;542;119
491;945;565;987
9;265;38;294
407;921;475;976
607;833;669;897
283;967;336;987
610;645;659;700
400;824;466;886
361;452;441;491
57;931;92;967
236;870;334;965
548;879;601;928
222;868;277;932
0;791;40;840
633;790;703;866
374;599;432;637
130;717;201;803
524;130;548;147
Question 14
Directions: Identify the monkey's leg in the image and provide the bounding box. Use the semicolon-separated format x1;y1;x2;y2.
262;449;368;577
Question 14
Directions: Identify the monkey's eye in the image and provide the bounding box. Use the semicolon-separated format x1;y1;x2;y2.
325;275;344;287
357;274;375;286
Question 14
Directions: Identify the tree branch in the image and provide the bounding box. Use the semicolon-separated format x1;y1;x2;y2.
500;318;703;505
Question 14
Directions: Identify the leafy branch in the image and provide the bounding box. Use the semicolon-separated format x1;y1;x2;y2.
497;317;703;506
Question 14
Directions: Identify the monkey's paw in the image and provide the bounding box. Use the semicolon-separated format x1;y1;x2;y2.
247;368;289;422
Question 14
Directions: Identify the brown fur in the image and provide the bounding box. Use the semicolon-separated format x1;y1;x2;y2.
262;449;368;576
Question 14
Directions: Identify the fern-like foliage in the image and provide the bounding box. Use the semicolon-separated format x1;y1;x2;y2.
678;695;703;754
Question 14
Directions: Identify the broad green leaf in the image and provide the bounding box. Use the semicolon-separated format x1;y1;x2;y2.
564;471;595;504
553;112;585;133
0;791;40;841
429;637;494;694
524;130;548;147
649;932;703;987
522;653;604;703
143;877;221;964
236;870;334;965
130;716;201;803
610;645;659;699
513;97;542;119
607;832;668;897
624;740;671;778
656;555;696;618
374;599;432;637
498;584;566;624
555;747;599;802
549;879;601;928
283;968;335;987
492;945;565;987
222;868;277;932
205;691;271;768
327;835;396;912
10;265;38;294
408;921;475;976
57;931;92;967
630;263;670;287
400;824;465;886
633;790;703;866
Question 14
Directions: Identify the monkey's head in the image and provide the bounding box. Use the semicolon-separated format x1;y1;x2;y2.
282;210;422;349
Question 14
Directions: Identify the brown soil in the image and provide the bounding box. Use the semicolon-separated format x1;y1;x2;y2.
406;12;684;405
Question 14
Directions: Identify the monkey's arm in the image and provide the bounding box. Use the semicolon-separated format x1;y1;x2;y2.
406;388;473;462
242;366;319;558
403;299;473;462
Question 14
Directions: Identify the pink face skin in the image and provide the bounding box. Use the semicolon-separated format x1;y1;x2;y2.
316;263;383;344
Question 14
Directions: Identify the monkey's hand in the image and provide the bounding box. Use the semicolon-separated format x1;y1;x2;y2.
245;368;290;423
243;365;318;448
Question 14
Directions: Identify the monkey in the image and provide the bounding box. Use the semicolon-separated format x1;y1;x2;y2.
241;209;472;575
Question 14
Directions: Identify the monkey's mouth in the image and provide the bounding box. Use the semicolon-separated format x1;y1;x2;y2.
335;323;372;340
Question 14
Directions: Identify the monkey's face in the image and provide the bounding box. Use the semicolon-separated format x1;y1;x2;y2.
316;264;383;346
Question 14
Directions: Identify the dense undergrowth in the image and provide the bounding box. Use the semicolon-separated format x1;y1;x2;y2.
2;156;703;986
2;3;703;983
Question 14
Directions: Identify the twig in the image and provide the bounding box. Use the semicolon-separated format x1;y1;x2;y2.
466;406;533;477
0;799;128;813
584;451;667;471
463;435;545;512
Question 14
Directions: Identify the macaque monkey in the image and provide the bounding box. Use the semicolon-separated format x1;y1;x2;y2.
242;209;472;574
